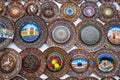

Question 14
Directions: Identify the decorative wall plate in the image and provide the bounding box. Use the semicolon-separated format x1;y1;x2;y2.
94;48;119;78
10;75;25;80
80;1;99;20
14;15;47;49
100;0;115;3
24;0;41;16
40;2;59;23
99;3;117;23
60;2;80;22
68;49;95;79
7;1;24;22
0;48;21;79
101;77;116;80
44;47;69;77
47;19;78;51
66;77;79;80
20;48;46;79
76;19;105;52
46;77;60;80
0;16;14;50
81;77;98;80
104;20;120;51
0;3;6;16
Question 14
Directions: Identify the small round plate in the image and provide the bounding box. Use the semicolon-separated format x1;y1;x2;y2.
104;19;120;52
47;19;78;51
66;77;79;80
24;0;41;16
60;2;80;22
46;77;60;80
99;3;117;23
14;15;47;49
0;3;6;16
0;48;21;79
81;77;98;80
0;16;14;50
76;19;105;52
94;48;119;78
20;48;46;79
44;47;70;78
40;2;59;23
7;1;24;22
68;49;95;79
101;77;116;80
80;1;99;20
10;75;25;80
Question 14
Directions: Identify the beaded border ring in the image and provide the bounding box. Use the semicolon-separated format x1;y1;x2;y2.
80;1;99;20
47;18;78;51
68;49;95;79
20;48;46;79
99;3;117;23
0;16;14;50
40;2;59;23
0;48;21;79
76;19;105;52
60;2;80;22
7;1;24;22
44;47;70;78
94;48;119;78
24;0;41;16
14;15;47;49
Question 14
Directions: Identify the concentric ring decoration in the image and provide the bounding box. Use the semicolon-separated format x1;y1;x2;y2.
44;47;70;77
60;2;80;22
20;48;46;79
14;15;47;49
24;0;41;16
47;18;78;51
80;1;99;20
76;19;105;52
0;16;14;50
68;49;95;79
7;1;24;22
94;48;119;78
0;48;21;79
40;2;59;23
99;3;117;23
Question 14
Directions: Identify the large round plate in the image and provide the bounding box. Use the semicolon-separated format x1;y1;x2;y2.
7;1;24;22
76;19;105;52
14;15;47;49
99;3;117;23
24;0;41;16
0;16;14;50
80;1;99;20
94;48;119;78
40;2;59;23
60;2;80;22
47;19;78;51
0;48;21;79
44;47;70;77
68;49;95;79
104;19;120;52
20;48;46;79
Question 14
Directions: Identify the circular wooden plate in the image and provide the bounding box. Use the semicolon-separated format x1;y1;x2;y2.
0;48;21;79
60;2;80;22
40;2;59;23
20;48;46;79
44;47;70;78
80;1;99;20
68;49;95;79
76;19;105;52
14;15;47;49
94;48;119;78
47;18;78;51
